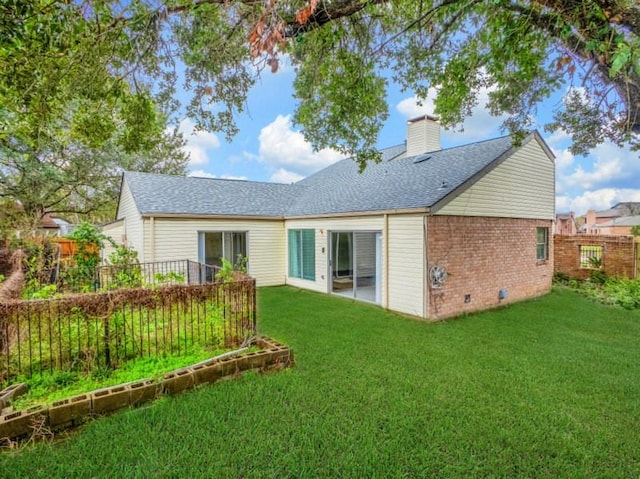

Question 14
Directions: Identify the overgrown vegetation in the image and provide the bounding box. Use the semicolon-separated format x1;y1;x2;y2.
1;283;256;388
215;255;249;283
10;347;231;412
554;272;640;309
62;222;112;292
1;286;638;477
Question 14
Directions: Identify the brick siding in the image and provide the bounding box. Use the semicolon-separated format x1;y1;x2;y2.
427;216;553;320
554;234;636;280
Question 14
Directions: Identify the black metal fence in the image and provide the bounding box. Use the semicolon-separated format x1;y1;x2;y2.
61;260;220;293
0;280;256;384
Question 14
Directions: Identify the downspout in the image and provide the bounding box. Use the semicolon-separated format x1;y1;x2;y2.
384;213;389;309
423;215;429;319
149;216;155;263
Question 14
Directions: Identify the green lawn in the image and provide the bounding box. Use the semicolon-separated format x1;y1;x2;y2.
1;286;639;478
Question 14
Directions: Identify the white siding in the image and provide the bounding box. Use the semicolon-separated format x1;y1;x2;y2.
116;181;145;260
284;216;385;296
101;220;125;264
436;138;555;219
387;214;425;317
142;217;285;286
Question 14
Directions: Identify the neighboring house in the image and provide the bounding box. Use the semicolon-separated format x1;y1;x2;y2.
107;116;555;320
593;215;640;236
554;211;577;235
585;202;640;235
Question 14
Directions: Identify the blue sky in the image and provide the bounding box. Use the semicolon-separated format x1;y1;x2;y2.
175;61;640;217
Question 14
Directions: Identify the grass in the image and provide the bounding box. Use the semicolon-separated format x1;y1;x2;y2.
10;346;231;410
1;285;639;478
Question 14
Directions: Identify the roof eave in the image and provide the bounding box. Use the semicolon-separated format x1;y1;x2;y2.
140;213;285;221
285;207;430;220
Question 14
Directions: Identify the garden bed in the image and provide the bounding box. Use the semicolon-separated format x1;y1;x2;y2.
0;336;293;443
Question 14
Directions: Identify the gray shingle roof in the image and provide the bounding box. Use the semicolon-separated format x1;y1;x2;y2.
596;215;640;227
596;202;640;218
122;133;526;218
123;173;295;216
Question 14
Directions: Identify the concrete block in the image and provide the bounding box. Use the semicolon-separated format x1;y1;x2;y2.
0;406;47;440
129;379;159;406
162;368;194;395
48;394;91;429
243;351;267;370
191;362;224;386
219;358;238;377
91;385;131;414
0;383;28;409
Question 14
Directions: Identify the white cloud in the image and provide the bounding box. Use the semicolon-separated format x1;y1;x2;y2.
559;142;640;192
397;93;436;119
255;115;346;178
176;118;220;167
270;168;304;184
556;189;640;215
396;86;509;143
552;147;575;170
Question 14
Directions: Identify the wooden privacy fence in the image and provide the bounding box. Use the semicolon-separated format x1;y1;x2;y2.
0;280;256;383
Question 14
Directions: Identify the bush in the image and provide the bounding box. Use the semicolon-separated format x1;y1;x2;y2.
560;274;640;310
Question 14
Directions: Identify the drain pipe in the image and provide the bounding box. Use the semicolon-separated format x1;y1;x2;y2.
149;216;155;263
190;336;256;367
384;213;389;309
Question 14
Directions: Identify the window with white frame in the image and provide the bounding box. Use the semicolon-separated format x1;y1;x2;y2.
536;227;549;261
199;231;247;267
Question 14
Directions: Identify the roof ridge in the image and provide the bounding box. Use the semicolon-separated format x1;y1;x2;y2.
125;170;293;187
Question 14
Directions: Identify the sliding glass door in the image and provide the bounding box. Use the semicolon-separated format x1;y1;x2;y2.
331;231;381;303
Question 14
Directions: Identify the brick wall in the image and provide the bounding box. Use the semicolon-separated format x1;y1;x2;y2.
554;234;636;280
427;216;553;320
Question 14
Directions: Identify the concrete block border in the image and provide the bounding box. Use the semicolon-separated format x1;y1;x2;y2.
0;336;293;443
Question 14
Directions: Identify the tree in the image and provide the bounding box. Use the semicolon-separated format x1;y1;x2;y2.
2;1;639;175
0;0;188;231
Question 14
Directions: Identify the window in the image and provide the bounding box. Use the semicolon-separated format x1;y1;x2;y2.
199;231;247;267
579;245;602;269
536;227;548;261
288;229;315;280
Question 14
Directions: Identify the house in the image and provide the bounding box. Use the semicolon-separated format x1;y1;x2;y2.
554;212;577;235
585;203;640;235
107;116;555;320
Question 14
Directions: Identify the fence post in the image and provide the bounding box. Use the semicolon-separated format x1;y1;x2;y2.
252;279;257;333
103;315;111;370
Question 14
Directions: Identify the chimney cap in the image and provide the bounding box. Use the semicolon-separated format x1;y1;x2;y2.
408;114;440;124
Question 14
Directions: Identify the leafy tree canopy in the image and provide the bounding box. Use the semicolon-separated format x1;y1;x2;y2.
0;0;188;230
2;0;639;184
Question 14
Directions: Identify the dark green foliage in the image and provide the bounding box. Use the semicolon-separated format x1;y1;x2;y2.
557;275;640;310
106;245;143;289
62;223;112;292
3;1;639;184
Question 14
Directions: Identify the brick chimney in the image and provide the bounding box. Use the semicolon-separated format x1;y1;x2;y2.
406;115;441;157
